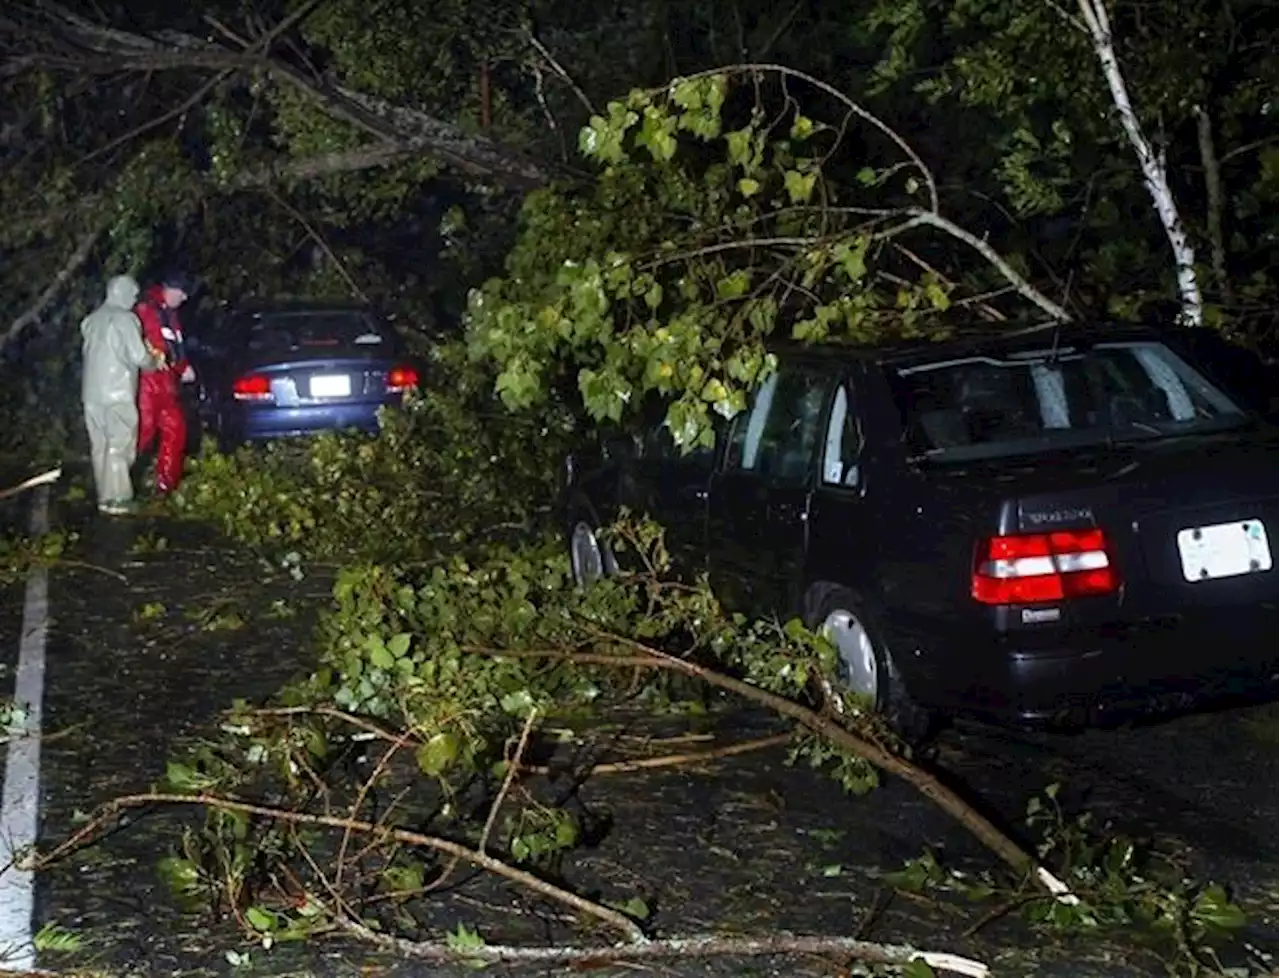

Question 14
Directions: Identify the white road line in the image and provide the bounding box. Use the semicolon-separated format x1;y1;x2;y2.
0;485;51;971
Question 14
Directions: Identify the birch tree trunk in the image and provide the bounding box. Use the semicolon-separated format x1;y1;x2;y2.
1075;0;1204;326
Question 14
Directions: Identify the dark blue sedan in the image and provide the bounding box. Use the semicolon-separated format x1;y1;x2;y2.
189;301;423;450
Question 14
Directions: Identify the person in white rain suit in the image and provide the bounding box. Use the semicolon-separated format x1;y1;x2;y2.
80;275;163;515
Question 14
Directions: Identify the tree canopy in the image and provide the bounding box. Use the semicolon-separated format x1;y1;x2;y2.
1;0;1274;458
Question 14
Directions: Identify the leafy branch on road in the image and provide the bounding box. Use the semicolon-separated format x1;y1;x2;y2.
27;456;1253;975
28;788;990;976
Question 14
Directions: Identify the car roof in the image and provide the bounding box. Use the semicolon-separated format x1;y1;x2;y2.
768;320;1174;369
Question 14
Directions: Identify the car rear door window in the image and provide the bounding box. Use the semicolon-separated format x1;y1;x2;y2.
821;381;865;487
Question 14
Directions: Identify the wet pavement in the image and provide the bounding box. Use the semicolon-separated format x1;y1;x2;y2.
0;484;1276;977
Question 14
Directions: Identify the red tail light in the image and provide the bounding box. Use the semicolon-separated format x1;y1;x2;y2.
971;528;1118;605
232;374;272;401
386;365;419;393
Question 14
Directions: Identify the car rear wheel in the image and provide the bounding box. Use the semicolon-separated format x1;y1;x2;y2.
807;583;935;744
568;515;618;587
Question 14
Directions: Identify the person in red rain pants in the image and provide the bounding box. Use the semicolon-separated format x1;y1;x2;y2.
135;271;197;494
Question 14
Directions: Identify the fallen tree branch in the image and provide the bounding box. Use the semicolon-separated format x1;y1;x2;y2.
24;784;988;974
520;731;792;776
0;467;62;501
264;189;369;303
481;706;538;853
336;914;990;976
2;4;560;190
486;639;1075;903
24;791;646;942
891;242;1008;322
2;145;421;252
905;210;1070;322
3;228;102;350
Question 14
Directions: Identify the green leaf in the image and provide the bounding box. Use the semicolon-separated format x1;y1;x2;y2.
553;815;579;848
783;169;817;204
835;237;868;282
446;923;488;969
387;632;412;658
726;127;753;167
737;177;761;197
368;637;394;671
499;688;535;715
158;855;202;895
382;863;426;894
448;922;486;951
33;923;83;954
903;960;936;978
1193;884;1248;930
416;731;461;777
716;269;750;299
245;906;275;932
924;279;951;311
637;106;678;162
790;115;815;140
163;761;203;792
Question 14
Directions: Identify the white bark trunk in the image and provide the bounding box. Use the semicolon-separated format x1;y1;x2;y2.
1075;0;1203;326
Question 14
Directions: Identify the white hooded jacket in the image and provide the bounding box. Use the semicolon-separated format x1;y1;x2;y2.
81;275;154;405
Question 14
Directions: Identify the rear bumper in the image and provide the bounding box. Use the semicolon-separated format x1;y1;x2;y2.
900;607;1279;726
217;401;391;442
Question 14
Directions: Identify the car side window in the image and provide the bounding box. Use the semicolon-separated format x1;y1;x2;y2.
821;381;865;488
729;367;832;483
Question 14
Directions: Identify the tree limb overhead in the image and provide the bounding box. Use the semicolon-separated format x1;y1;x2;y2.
0;2;565;190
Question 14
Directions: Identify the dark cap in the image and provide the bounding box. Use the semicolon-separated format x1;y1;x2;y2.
161;270;198;295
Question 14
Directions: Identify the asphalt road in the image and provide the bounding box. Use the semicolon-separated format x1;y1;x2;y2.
0;486;1276;978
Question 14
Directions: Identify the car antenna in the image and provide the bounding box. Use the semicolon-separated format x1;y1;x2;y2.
1046;318;1064;364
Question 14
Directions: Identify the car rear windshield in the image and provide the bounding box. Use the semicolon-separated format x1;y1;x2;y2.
242;311;397;355
888;340;1250;463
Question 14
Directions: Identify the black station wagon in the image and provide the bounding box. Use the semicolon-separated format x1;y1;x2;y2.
562;323;1279;736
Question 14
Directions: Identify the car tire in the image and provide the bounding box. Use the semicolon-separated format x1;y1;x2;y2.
566;507;619;588
805;582;936;745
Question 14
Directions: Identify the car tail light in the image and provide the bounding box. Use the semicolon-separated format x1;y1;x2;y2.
386;365;419;392
971;528;1118;605
232;374;273;402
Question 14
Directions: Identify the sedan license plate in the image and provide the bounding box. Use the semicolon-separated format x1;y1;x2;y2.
1176;519;1272;582
309;373;351;398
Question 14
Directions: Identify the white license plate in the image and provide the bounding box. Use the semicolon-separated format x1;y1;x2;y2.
309;374;351;398
1176;519;1273;582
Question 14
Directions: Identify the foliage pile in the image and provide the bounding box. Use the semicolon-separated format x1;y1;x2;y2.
169;347;575;564
35;508;1256;974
